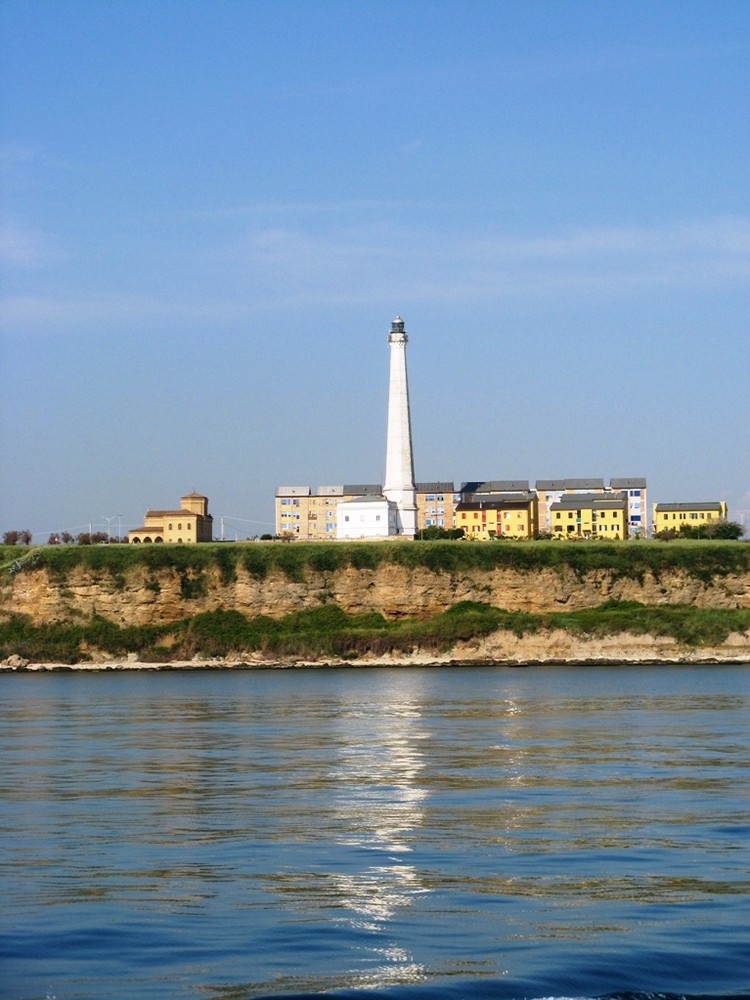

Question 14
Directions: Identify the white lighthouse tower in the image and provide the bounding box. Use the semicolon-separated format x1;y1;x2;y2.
383;315;417;537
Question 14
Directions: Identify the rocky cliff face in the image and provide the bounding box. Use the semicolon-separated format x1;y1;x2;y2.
3;561;749;626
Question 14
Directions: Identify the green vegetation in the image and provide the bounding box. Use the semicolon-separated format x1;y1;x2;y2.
2;600;748;664
655;521;745;541
2;538;748;586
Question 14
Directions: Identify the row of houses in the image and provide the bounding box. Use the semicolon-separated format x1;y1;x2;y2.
276;478;649;540
119;486;728;545
276;479;728;541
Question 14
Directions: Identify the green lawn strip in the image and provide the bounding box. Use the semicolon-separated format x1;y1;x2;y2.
3;540;748;587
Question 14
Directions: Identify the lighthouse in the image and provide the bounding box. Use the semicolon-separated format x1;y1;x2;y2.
383;315;417;537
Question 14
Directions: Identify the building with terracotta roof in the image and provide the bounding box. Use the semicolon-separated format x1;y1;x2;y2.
128;492;213;544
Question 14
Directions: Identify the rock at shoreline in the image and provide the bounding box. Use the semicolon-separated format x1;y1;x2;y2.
1;654;30;669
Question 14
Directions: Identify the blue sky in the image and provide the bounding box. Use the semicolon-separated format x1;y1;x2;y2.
1;0;748;539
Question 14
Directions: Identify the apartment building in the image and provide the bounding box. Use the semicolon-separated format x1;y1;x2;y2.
276;476;647;540
535;478;647;536
549;491;629;539
275;485;381;539
455;490;539;540
652;501;728;534
415;482;459;531
611;478;648;537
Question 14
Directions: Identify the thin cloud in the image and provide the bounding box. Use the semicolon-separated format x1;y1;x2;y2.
0;222;56;270
1;215;747;333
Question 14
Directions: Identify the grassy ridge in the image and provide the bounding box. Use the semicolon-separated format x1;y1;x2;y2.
2;601;749;664
2;539;749;585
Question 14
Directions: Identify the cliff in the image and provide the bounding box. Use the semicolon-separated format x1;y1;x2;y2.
2;543;749;665
3;557;750;626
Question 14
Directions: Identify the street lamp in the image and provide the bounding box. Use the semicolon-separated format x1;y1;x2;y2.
103;514;122;544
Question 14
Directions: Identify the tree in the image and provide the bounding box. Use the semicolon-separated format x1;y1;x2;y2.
679;521;744;540
3;530;31;545
48;533;60;545
415;526;465;540
77;531;108;545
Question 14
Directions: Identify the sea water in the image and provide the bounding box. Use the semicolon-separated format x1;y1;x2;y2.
1;664;748;1000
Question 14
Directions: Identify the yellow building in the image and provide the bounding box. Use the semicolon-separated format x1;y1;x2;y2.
652;502;727;534
128;492;213;544
550;492;628;539
455;492;538;540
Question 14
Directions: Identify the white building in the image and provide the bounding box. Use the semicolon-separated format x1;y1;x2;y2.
336;495;400;539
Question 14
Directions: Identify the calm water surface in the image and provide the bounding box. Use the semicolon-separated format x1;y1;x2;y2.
1;664;748;1000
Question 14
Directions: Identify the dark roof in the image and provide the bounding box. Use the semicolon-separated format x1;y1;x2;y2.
564;478;605;490
416;482;455;492
655;502;724;512
551;492;627;511
343;484;382;496
535;480;568;491
461;480;530;494
457;493;536;511
610;478;647;489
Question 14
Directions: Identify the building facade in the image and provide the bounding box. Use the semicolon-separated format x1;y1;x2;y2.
652;501;728;534
276;478;649;541
275;484;382;539
336;495;399;539
455;491;539;540
415;482;459;531
611;478;648;537
128;492;213;544
549;491;628;539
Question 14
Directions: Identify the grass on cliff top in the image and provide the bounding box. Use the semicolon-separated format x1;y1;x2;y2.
2;538;749;586
2;600;749;664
